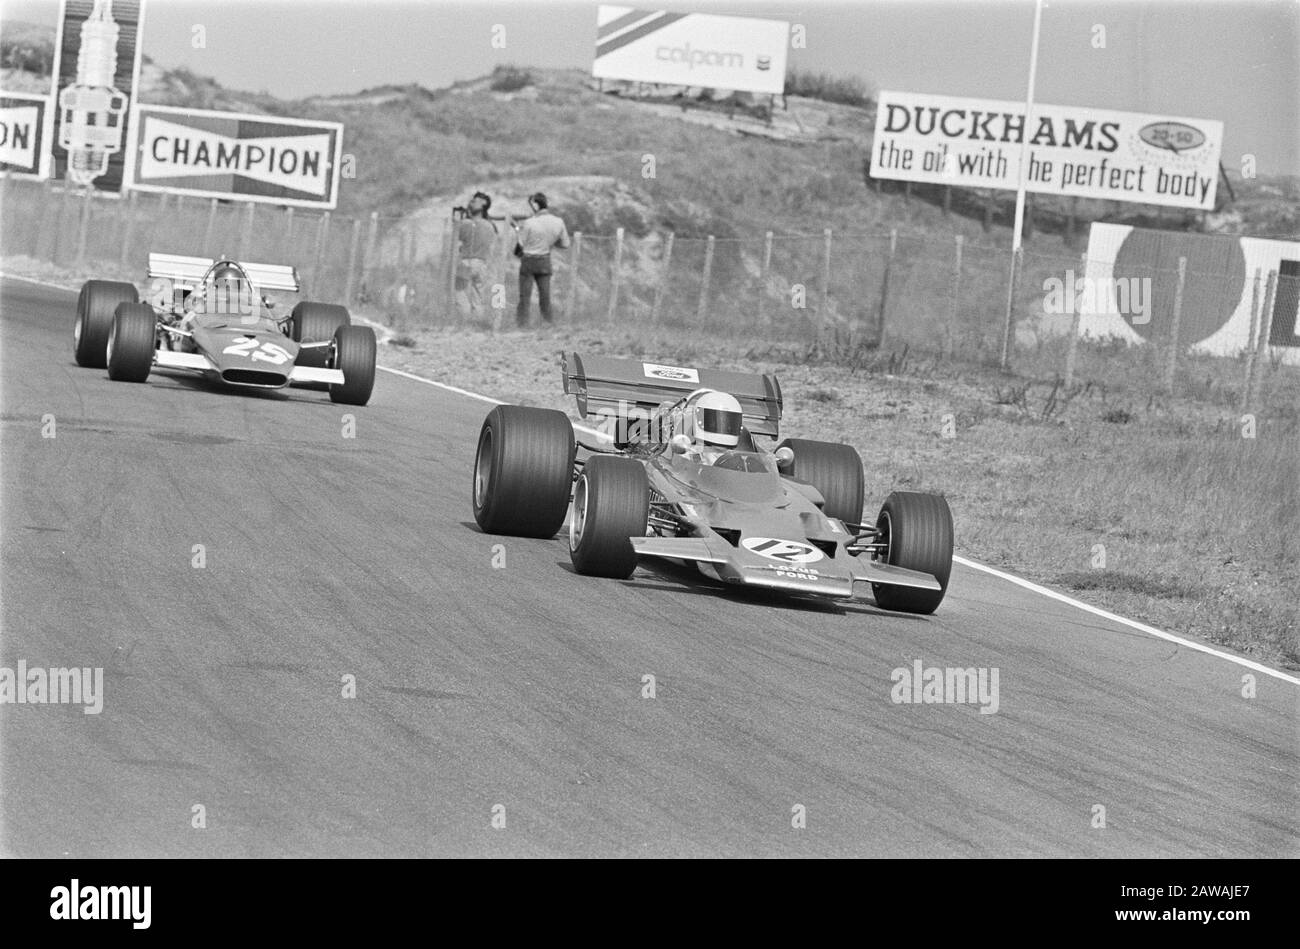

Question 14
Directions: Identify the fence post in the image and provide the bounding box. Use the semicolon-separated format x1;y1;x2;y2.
118;190;137;269
52;183;74;265
311;211;331;297
1162;256;1187;394
74;187;93;271
343;218;362;305
1240;269;1263;415
999;246;1023;371
758;230;773;324
876;228;897;343
35;177;55;260
362;211;379;292
565;231;583;321
1245;270;1279;413
1064;251;1086;388
202;198;218;254
606;227;625;322
237;202;255;259
818;227;833;337
445;215;460;319
651;230;674;324
945;234;963;359
696;234;715;325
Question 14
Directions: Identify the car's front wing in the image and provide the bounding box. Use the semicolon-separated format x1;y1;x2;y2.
153;349;344;385
628;534;941;600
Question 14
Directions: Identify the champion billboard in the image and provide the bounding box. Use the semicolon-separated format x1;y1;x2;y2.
871;91;1224;211
592;6;788;96
126;105;345;208
0;94;54;178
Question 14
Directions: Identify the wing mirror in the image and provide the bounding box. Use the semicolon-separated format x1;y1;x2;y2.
669;434;692;455
262;296;276;309
775;446;795;471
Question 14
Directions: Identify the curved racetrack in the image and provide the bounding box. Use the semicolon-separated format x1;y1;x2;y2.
2;277;1296;857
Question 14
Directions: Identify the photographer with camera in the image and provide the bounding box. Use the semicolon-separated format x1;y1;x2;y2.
508;192;570;327
455;191;497;321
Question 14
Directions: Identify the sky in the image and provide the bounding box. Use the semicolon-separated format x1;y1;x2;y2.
3;0;1297;173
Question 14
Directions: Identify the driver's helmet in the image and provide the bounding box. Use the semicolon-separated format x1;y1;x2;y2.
206;259;256;314
687;390;744;448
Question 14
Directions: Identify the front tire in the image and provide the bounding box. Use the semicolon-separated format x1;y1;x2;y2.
328;325;377;405
777;438;865;525
74;280;139;368
472;405;575;538
569;456;649;579
290;302;350;370
871;491;954;614
105;303;156;383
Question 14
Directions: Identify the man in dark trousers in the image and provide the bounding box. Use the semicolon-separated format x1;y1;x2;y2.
510;192;570;326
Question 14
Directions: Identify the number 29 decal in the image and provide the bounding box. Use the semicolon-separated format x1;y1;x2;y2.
223;338;292;365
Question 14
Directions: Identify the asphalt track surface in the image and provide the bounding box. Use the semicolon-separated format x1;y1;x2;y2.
1;277;1296;857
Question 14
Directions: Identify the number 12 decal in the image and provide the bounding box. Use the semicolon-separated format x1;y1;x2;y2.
223;339;292;365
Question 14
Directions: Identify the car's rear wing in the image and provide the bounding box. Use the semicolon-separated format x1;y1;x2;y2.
562;352;783;438
146;253;301;293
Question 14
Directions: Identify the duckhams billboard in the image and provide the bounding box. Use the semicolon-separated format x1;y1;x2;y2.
871;91;1224;211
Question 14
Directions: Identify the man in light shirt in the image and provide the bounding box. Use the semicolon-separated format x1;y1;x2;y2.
456;191;498;321
510;192;571;326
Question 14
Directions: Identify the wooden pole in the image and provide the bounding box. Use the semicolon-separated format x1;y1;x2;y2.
606;226;625;322
567;232;583;321
818;227;833;337
1245;270;1279;412
74;187;92;271
52;183;74;264
1161;256;1187;394
1240;269;1263;414
999;246;1023;370
758;230;773;325
1064;251;1086;388
311;211;331;297
696;235;715;325
201;198;218;255
651;230;675;324
362;211;379;291
945;234;963;359
877;228;897;343
343;218;362;306
119;190;137;269
445;215;460;319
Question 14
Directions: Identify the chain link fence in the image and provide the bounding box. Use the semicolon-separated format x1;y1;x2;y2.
2;177;1295;409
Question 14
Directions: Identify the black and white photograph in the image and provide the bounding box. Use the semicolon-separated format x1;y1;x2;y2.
0;0;1295;921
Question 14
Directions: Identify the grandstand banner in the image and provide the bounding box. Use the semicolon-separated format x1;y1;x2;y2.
592;6;788;95
1079;223;1300;365
127;105;345;208
871;91;1223;210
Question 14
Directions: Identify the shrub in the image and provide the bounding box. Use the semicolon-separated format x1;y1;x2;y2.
489;65;534;93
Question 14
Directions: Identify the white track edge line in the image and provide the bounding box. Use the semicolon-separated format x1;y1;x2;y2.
952;556;1299;685
8;273;1296;685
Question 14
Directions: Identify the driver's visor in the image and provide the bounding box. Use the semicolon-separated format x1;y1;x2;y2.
699;408;742;438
